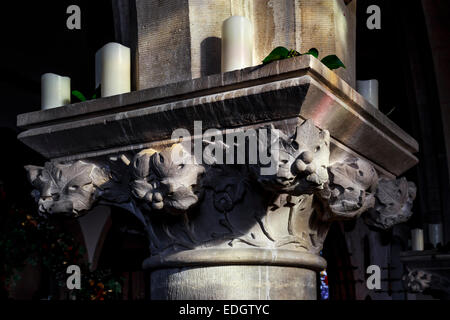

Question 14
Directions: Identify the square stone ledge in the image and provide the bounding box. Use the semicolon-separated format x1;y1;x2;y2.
17;55;418;177
401;250;450;269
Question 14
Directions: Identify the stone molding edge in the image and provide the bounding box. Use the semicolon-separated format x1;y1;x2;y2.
18;55;418;157
142;248;327;271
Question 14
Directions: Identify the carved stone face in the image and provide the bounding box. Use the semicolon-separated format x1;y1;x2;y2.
253;120;330;195
25;161;109;217
321;157;378;220
131;144;205;214
364;178;417;229
403;270;432;293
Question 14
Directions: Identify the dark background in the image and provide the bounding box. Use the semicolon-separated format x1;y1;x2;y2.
0;0;115;204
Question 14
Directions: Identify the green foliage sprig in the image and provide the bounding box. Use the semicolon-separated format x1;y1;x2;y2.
262;46;346;70
71;85;101;103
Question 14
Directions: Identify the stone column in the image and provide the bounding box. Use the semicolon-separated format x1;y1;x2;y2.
18;43;418;299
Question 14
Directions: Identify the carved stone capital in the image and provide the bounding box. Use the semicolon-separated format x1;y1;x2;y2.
24;119;417;293
364;177;417;229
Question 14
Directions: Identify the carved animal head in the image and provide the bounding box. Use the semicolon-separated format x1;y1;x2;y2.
131;144;205;214
25;161;110;217
253;120;330;195
403;269;432;293
364;178;417;229
320;157;378;220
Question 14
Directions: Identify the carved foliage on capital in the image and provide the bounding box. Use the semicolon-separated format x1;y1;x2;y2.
24;118;418;259
130;144;205;214
319;157;379;221
252;119;330;195
364;178;417;229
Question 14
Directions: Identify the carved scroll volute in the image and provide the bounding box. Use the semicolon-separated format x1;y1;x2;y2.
364;178;417;229
252;119;331;195
319;157;379;221
131;143;205;214
25;161;110;218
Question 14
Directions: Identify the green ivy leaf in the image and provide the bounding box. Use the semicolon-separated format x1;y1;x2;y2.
92;85;101;100
287;49;301;58
72;90;87;102
304;48;319;58
262;46;290;64
321;55;346;70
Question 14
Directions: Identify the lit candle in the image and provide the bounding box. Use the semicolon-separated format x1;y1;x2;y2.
221;16;253;73
356;79;379;109
411;228;424;251
41;73;71;110
97;42;131;97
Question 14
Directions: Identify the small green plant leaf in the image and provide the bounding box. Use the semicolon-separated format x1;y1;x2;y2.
72;90;87;102
287;49;301;58
321;55;346;70
92;85;101;100
262;46;290;64
304;48;319;58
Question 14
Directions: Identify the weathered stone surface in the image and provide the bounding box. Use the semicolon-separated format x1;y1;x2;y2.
150;265;318;300
251;120;330;195
130;0;356;89
364;178;417;229
319;156;379;221
25;161;110;217
23;118;418;300
251;0;357;87
131;144;205;214
134;0;192;89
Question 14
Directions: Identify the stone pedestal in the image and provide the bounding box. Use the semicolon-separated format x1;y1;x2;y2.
18;55;418;299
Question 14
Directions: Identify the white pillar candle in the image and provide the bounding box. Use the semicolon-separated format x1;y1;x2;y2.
41;73;71;110
411;228;424;251
97;42;131;97
221;16;253;73
356;79;379;109
428;223;444;248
